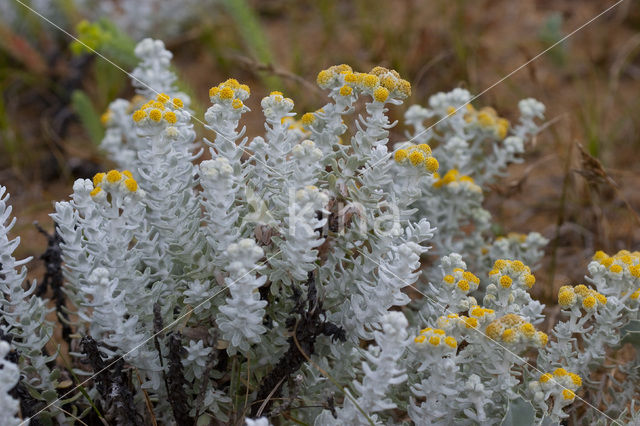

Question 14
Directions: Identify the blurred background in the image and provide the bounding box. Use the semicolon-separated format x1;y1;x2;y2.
1;0;639;308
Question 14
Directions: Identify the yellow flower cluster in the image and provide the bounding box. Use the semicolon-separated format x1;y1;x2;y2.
316;64;411;102
463;104;510;139
538;368;582;401
435;308;495;334
414;327;458;351
432;169;481;193
208;78;251;109
442;267;480;294
90;170;138;198
394;144;439;173
557;284;607;311
488;259;536;290
132;93;184;125
485;314;548;347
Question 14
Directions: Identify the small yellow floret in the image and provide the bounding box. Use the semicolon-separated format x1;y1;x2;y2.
477;111;495;127
502;328;516;343
92;172;105;186
414;335;426;344
464;317;478;329
373;86;389;102
463;271;480;284
524;274;536;288
106;170;122;183
301;113;315;126
224;78;240;89
569;373;582;387
172;98;184;109
631;290;640;300
443;274;455;284
239;84;250;94
494;259;507;270
232;99;243;109
219;87;234;100
553;368;568;377
344;72;357;83
537;332;548;346
629;265;640;278
595;293;607;305
270;91;283;97
593;250;607;261
156;93;170;103
148;109;162;122
151;101;165;110
417;144;431;154
397;79;411;97
425;157;439;173
339;85;353;96
209;86;219;98
582;296;596;310
122;170;133;179
394;149;408;163
610;264;623;274
485;322;501;339
470;307;484;318
446;106;456;116
445;336;457;348
540;373;552;383
428;336;440;346
90;187;102;197
163;111;177;124
432;329;445;335
409;150;425;166
132;109;147;122
558;289;575;307
562;389;575;400
124;178;138;192
317;70;332;86
520;323;536;338
499;275;513;288
457;280;470;292
363;74;380;89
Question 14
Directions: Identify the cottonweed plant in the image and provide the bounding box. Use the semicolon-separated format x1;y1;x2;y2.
1;38;638;425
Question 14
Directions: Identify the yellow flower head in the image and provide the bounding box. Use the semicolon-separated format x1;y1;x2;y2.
317;70;332;87
93;172;106;187
209;86;219;98
339;85;353;96
582;296;596;310
425;157;439;173
132;109;147;122
524;274;536;288
373;86;389;102
172;98;184;109
562;389;575;401
409;150;425;166
232;99;243;110
148;109;163;122
414;335;426;344
219;87;234;100
444;336;457;348
106;170;122;183
428;336;440;346
156;93;170;103
363;74;380;89
499;275;513;288
394;149;408;163
457;280;470;292
124;178;138;192
540;373;552;383
301;113;315;126
163;111;177;124
90;187;102;197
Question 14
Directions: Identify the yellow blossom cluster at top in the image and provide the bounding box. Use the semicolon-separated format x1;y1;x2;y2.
209;78;251;110
431;169;481;193
132;93;184;125
442;267;480;294
90;170;138;199
557;284;607;311
394;144;439;173
488;259;536;290
593;250;640;296
414;327;458;351
316;64;411;102
461;104;510;139
538;368;582;401
485;313;548;347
